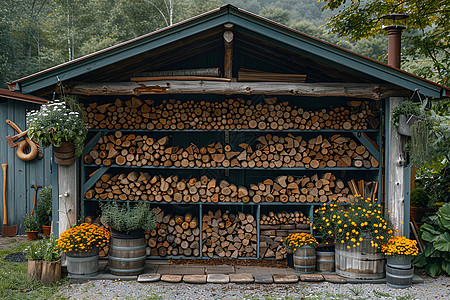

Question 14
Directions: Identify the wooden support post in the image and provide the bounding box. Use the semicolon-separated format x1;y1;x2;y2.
58;163;77;235
386;97;406;236
223;23;234;80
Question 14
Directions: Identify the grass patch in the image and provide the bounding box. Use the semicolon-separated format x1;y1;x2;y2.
0;239;65;300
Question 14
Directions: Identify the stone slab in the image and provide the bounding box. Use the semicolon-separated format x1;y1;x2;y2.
229;273;254;284
183;275;207;284
161;274;183;283
273;274;299;284
323;274;347;284
138;274;161;283
299;274;324;282
206;265;235;274
254;273;273;284
207;274;230;284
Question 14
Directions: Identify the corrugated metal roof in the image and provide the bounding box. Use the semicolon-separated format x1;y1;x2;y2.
0;88;49;104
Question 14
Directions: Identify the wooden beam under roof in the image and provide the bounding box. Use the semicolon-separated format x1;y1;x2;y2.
64;81;410;100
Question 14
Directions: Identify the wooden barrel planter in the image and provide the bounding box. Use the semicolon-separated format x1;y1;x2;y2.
108;229;146;276
66;248;99;277
316;250;335;272
28;260;61;285
293;246;316;274
53;142;76;165
335;240;385;279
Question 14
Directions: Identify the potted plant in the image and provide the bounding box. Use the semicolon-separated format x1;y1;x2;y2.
410;188;431;224
313;197;394;279
57;223;110;276
26;237;61;285
36;185;52;237
26;96;87;165
23;214;40;240
381;236;419;289
391;100;421;136
100;201;155;276
282;232;318;273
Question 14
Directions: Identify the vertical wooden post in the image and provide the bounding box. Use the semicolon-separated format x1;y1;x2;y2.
386;97;406;236
58;163;77;235
223;23;234;80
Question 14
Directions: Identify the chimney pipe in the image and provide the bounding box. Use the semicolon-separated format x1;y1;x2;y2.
381;13;409;69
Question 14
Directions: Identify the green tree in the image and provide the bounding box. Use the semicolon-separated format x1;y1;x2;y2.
320;0;450;86
259;6;290;24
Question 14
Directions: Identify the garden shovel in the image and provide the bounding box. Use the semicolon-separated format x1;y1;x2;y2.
2;164;17;237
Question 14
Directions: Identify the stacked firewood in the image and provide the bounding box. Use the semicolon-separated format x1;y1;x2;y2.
81;97;379;131
84;173;353;203
202;210;257;258
260;211;311;259
84;133;379;169
146;207;200;257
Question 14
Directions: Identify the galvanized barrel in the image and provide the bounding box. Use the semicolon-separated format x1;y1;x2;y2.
109;230;146;276
293;246;316;274
386;265;414;289
66;248;99;277
316;251;335;272
335;240;385;279
387;256;412;270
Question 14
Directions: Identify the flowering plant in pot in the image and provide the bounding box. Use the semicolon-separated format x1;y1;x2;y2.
282;232;318;252
282;233;318;273
26;237;61;285
26;96;87;164
381;236;419;265
57;223;110;276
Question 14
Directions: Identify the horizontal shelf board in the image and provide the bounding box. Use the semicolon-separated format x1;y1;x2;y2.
83;164;379;171
83;198;328;205
88;128;379;133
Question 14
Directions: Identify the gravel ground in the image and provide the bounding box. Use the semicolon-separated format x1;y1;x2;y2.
56;275;450;300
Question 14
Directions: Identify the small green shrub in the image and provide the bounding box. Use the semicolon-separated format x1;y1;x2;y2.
100;202;156;232
26;237;60;262
36;185;52;226
410;188;431;208
23;214;39;231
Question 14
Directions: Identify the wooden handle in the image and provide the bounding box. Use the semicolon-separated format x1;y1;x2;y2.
2;164;7;225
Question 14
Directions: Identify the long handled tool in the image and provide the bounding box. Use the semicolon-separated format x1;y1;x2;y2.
2;164;17;237
30;185;42;215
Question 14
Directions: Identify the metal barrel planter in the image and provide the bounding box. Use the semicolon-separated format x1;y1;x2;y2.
293;246;316;274
109;229;146;276
316;250;335;272
387;256;412;269
386;265;414;289
66;248;99;277
335;240;385;279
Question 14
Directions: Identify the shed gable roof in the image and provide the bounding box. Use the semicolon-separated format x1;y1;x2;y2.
10;5;448;98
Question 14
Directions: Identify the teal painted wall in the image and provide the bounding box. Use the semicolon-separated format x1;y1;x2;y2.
0;100;53;233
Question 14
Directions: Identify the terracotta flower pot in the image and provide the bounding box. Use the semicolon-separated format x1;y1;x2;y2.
42;225;52;238
26;230;39;240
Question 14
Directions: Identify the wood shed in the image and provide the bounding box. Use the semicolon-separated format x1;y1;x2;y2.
7;5;449;259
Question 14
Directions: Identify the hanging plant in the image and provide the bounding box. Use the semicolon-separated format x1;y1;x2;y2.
408;117;434;167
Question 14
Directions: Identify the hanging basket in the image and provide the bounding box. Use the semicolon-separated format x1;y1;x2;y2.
397;114;419;137
53;142;76;165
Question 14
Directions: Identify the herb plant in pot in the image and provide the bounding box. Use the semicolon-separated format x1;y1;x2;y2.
410;188;430;224
36;185;52;237
57;223;110;277
26;96;87;165
282;232;318;273
23;214;40;240
381;236;419;289
101;201;155;276
26;237;61;285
